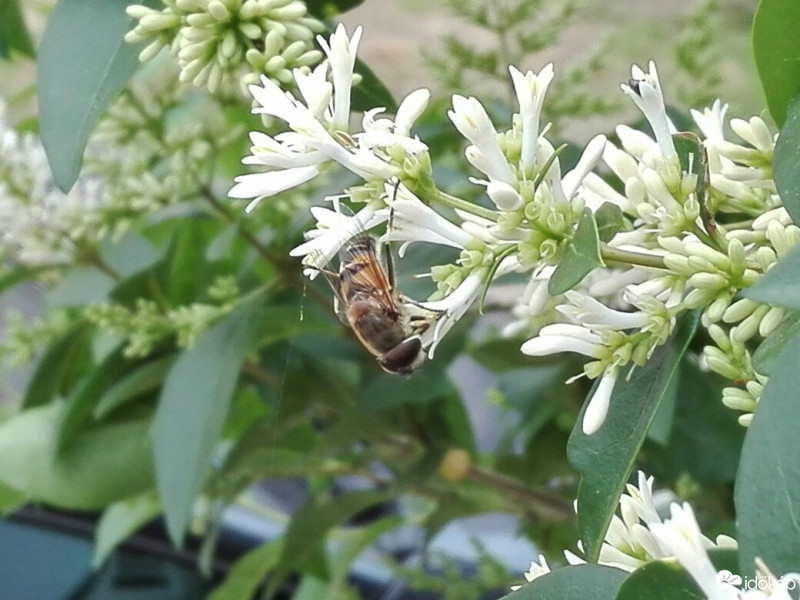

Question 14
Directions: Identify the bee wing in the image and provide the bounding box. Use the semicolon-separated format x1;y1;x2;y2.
335;203;402;315
305;247;350;325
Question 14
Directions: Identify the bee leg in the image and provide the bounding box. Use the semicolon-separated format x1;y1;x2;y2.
400;295;447;315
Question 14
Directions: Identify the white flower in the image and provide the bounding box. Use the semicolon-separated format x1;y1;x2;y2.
511;554;552;590
691;100;728;143
562;134;607;201
289;200;387;273
420;258;518;358
557;291;650;330
509;63;555;172
650;503;732;600
621;61;676;158
520;323;605;358
582;367;617;434
381;184;474;255
317;24;362;130
449;95;514;184
486;180;523;211
0;106;107;266
230;26;429;212
420;268;487;358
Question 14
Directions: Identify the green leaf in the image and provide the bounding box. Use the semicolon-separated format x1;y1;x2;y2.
502;564;627;600
752;311;800;375
0;404;153;510
736;333;800;576
649;364;744;484
266;489;393;597
359;369;455;410
752;0;800;127
94;355;176;419
21;322;93;409
351;58;397;114
616;550;739;600
208;541;283;600
37;0;154;191
151;295;262;547
614;560;705;600
549;209;603;295
741;244;800;309
0;0;35;58
773;91;800;224
57;344;131;451
326;516;403;595
92;491;161;568
567;312;700;562
0;480;26;515
594;203;625;243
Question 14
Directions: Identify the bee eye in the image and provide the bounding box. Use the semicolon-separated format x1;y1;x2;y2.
379;337;424;375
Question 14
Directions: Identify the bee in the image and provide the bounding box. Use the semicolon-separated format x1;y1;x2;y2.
306;203;435;375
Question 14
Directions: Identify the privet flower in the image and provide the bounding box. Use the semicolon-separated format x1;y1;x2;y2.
513;472;737;590
230;24;793;433
229;25;430;213
0;103;105;266
125;0;324;97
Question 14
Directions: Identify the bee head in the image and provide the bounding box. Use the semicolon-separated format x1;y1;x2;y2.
378;336;425;375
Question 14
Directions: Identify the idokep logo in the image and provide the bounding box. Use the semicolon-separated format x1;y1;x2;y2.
717;570;743;587
717;569;800;594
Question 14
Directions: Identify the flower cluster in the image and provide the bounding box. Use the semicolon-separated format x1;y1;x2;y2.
125;0;324;97
231;26;791;433
0;103;106;267
514;471;799;600
85;276;240;357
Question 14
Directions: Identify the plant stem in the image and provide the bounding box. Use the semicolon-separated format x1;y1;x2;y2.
466;465;572;520
431;189;498;222
600;243;667;270
199;185;328;307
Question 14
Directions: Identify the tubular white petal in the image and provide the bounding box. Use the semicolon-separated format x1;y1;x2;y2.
581;369;617;434
395;88;431;135
562;135;607;200
649;503;729;600
387;197;473;249
293;63;332;120
229;165;320;205
621;61;676;157
420;270;486;358
520;334;604;359
317;24;361;130
449;95;514;184
509;63;555;172
486;180;523;210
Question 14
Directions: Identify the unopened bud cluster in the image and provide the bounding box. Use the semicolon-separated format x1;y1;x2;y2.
125;0;324;97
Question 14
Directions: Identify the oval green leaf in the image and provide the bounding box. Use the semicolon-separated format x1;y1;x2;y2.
37;0;154;191
93;491;161;568
0;404;153;510
266;489;393;598
751;311;800;375
741;244;800;309
208;540;283;600
549;209;603;295
752;0;800;127
0;0;34;58
567;312;700;561
501;564;627;600
773;91;800;224
735;333;800;576
151;294;263;547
